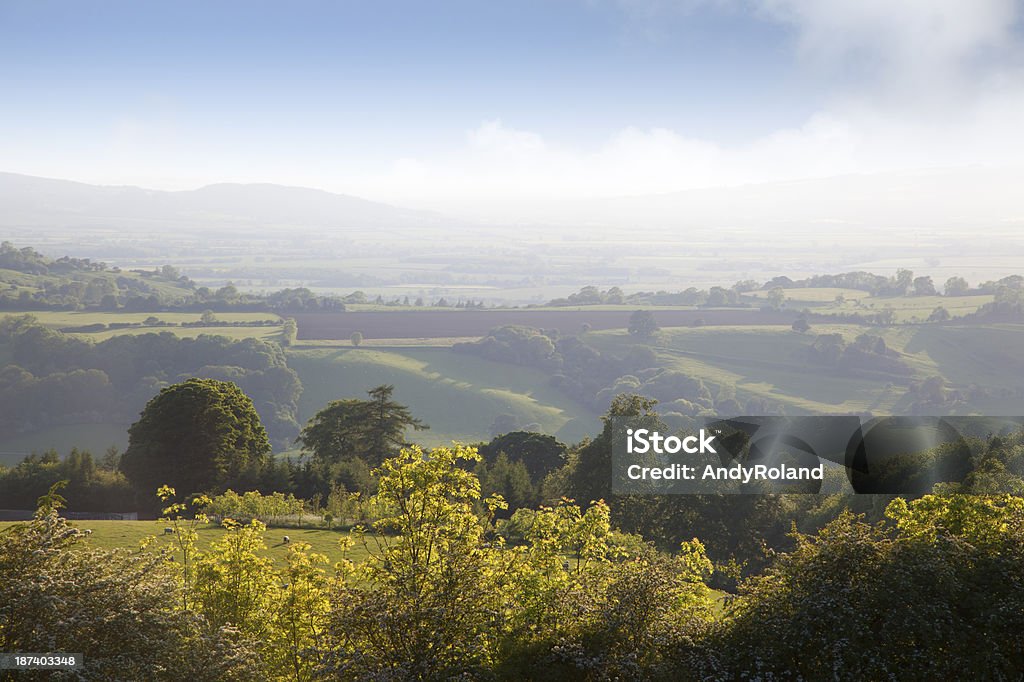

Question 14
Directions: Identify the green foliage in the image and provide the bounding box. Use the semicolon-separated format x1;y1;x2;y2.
0;319;303;448
0;500;262;680
722;496;1024;678
480;430;568;482
193;519;278;637
0;447;134;512
565;394;661;505
122;379;271;500
628;309;660;338
321;444;719;680
323;444;511;678
297;384;428;471
206;489;306;524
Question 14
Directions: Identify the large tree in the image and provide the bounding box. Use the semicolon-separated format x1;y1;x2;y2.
121;378;270;499
628;310;660;338
297;384;428;467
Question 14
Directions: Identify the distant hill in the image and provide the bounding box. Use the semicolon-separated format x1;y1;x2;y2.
0;172;445;232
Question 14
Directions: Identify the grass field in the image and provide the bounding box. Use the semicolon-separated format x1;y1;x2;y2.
291;336;480;349
746;287;872;303
291;309;796;341
798;292;992;321
78;325;285;342
288;347;598;446
10;311;281;327
2;311;285;341
586;322;1024;416
0;519;371;569
0;518;733;608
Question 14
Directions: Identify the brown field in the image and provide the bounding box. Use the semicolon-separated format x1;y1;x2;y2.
292;309;800;340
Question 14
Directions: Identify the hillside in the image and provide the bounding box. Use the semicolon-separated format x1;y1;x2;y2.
585;323;1024;416
287;347;598;447
0;172;445;232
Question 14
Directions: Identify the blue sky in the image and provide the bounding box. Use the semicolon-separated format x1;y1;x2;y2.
1;0;1022;207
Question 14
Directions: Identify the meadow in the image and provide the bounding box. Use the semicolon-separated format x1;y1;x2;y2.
290;308;794;341
585;321;1024;416
287;347;598;447
0;519;370;569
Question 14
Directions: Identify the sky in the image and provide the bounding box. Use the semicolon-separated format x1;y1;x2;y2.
1;0;1023;211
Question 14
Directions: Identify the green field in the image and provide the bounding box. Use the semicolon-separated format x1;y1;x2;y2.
12;310;279;327
746;287;873;303
288;347;598;447
292;336;479;348
78;324;284;342
0;519;370;569
3;310;284;341
766;289;994;321
586;322;1024;416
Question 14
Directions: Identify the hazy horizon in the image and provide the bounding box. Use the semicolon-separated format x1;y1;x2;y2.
2;0;1024;224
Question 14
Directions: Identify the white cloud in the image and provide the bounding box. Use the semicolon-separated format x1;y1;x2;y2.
341;0;1024;213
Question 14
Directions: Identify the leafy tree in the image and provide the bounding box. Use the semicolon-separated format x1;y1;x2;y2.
477;453;537;513
944;276;970;296
350;331;362;346
722;496;1024;678
913;275;937;296
893;268;914;294
121;378;271;500
0;489;262;680
928;305;951;322
480;430;568;482
192;519;279;644
627;310;660;338
791;317;811;333
280;317;298;346
322;444;510;679
566;394;661;505
297;384;428;469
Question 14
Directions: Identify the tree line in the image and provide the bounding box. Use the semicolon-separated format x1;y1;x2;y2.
2;449;1022;680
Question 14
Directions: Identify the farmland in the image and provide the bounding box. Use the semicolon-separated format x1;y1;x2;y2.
585;322;1024;416
0;519;370;569
291;308;798;341
287;347;598;446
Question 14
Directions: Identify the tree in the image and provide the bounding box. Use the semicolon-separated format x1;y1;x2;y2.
791;318;811;333
297;384;428;468
722;496;1024;679
628;310;660;338
928;305;951;322
766;287;786;309
893;268;914;295
120;378;271;500
200;309;218;325
944;276;970;296
566;394;662;505
280;318;298;346
350;331;363;347
480;430;568;482
364;384;428;462
913;275;937;296
323;444;509;679
0;490;262;680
